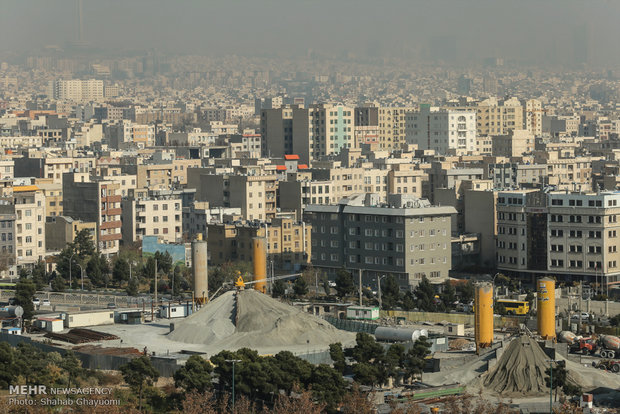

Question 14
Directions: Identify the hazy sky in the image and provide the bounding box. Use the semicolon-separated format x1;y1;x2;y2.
2;0;620;66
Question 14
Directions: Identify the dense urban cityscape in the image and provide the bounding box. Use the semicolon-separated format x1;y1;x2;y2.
1;1;620;413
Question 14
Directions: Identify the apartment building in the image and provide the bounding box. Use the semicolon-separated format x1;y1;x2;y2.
14;156;96;184
35;180;63;217
486;163;547;190
206;216;311;271
533;150;598;191
45;216;96;252
524;99;543;137
496;190;620;286
187;168;278;221
48;79;104;102
121;160;200;190
62;172;122;256
476;97;523;136
0;160;14;180
387;165;426;198
0;205;16;278
261;103;355;164
377;106;417;150
182;201;241;240
13;186;46;266
121;190;183;245
491;129;535;157
304;197;455;289
405;106;476;155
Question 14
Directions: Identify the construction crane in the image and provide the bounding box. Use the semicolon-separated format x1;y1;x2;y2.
233;271;303;291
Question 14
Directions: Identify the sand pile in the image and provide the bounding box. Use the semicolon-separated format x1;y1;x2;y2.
483;335;551;396
168;290;355;353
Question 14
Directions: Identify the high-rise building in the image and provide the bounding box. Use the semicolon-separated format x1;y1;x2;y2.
13;186;46;266
524;99;543;137
48;79;104;102
405;106;476;155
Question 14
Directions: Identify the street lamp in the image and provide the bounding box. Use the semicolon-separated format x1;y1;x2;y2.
225;359;242;411
69;252;75;289
377;274;387;310
76;264;85;291
545;359;562;413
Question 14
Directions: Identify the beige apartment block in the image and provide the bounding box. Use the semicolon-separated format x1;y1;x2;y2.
524;99;543;137
14;156;96;184
45;216;97;252
475;97;523;137
491;129;535;157
387;165;426;198
62;172;122;256
534;150;599;191
34;179;63;217
206;216;311;271
377;106;417;151
121;190;183;245
13;186;46;266
134;160;201;190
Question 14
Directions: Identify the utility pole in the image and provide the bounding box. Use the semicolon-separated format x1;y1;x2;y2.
154;259;158;305
358;269;363;306
315;270;318;299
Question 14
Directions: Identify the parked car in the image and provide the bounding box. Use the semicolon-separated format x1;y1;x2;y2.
328;281;336;288
571;312;590;319
106;303;117;309
32;298;40;306
42;299;51;306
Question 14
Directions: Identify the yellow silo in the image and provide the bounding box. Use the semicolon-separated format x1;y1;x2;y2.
537;278;556;340
474;282;494;353
252;237;267;293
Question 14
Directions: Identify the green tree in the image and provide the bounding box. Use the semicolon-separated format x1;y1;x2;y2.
112;258;130;286
404;336;431;381
73;228;95;258
545;361;568;402
414;276;435;311
87;254;109;288
15;277;36;320
293;277;309;297
380;275;401;310
120;356;160;411
154;251;173;274
384;344;406;383
351;332;384;364
308;364;346;410
272;279;286;298
335;268;355;298
441;281;457;310
173;355;213;393
272;351;313;395
126;277;139;296
329;342;346;374
352;362;382;386
401;290;416;311
611;313;620;327
60;351;82;388
458;280;475;304
0;342;16;388
50;275;65;292
31;260;47;291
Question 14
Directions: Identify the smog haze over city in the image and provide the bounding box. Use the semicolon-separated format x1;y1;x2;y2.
1;0;620;413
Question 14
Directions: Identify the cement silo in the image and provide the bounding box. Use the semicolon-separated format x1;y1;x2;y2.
252;237;267;293
474;282;493;353
192;238;209;304
537;278;556;340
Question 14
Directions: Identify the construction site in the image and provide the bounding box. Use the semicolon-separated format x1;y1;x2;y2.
6;239;620;412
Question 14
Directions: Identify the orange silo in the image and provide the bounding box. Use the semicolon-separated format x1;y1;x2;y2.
475;282;494;353
252;237;267;293
537;278;556;340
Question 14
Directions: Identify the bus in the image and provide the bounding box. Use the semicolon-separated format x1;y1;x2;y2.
495;299;530;315
0;282;16;290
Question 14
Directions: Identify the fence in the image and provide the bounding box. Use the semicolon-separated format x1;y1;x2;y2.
0;289;140;307
322;315;379;334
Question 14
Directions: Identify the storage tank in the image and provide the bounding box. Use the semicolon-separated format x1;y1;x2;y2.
192;239;209;304
537;278;556;340
0;306;24;318
558;331;577;345
474;282;493;353
252;237;267;294
374;327;428;342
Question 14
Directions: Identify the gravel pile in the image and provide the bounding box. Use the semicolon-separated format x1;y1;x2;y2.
168;290;355;353
483;335;551;395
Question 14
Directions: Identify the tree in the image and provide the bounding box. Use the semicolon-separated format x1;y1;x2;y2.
404;337;431;381
329;342;346;374
31;260;47;291
495;303;507;316
113;258;130;286
352;362;382;387
340;384;375;414
293;277;309;297
381;275;401;310
611;313;620;327
126;276;139;296
272;279;286;298
73;228;96;259
154;251;173;274
87;254;110;288
272;386;326;414
174;355;213;393
351;333;384;364
51;275;66;292
401;291;416;311
308;364;346;410
120;356;160;412
441;281;457;310
384;344;406;384
413;277;435;311
15;277;36;320
335;268;355;298
458;280;475;304
545;361;568;402
60;351;82;388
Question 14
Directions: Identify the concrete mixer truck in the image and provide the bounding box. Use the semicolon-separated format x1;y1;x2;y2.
598;335;620;359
